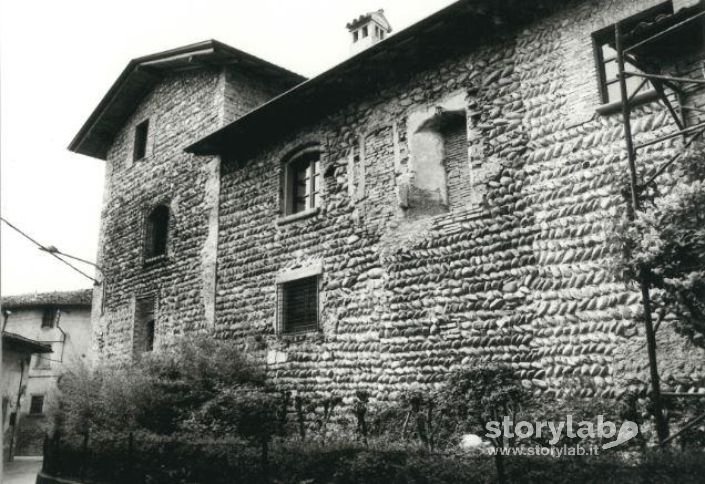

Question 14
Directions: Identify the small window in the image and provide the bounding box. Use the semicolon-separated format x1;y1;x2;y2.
145;319;155;352
29;395;44;415
284;148;321;215
133;119;149;161
593;40;651;104
593;2;672;105
145;205;170;260
34;355;51;370
362;26;368;38
353;31;359;42
134;296;156;354
41;307;56;328
278;276;319;334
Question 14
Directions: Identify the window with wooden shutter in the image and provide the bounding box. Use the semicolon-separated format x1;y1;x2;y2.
277;276;319;334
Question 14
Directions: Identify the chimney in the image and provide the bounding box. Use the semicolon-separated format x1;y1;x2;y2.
346;9;392;55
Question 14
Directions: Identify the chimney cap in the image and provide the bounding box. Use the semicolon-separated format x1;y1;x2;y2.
346;9;392;33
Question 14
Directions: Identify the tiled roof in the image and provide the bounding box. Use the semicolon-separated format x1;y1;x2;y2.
1;289;92;309
187;0;563;158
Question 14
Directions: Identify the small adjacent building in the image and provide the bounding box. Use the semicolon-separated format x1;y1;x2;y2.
1;289;92;456
2;332;52;462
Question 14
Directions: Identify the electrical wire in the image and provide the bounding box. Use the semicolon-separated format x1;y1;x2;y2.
1;217;99;284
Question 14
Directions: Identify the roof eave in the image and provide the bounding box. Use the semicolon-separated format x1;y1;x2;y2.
186;0;549;157
68;40;306;160
2;332;53;354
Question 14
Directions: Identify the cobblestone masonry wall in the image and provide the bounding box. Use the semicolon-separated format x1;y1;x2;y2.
92;67;292;362
215;0;705;405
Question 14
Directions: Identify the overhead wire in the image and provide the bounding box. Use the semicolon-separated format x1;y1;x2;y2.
0;217;99;284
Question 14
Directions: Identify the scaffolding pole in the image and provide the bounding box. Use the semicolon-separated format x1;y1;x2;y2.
615;21;670;447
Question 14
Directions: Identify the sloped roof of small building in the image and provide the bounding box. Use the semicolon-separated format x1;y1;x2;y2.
1;289;93;309
2;331;53;354
186;0;562;159
68;40;306;160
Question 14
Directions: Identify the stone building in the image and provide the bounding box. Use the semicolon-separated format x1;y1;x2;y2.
2;289;92;455
71;0;705;404
2;332;52;461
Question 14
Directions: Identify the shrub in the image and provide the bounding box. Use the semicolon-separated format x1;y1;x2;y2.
52;335;269;439
433;364;527;447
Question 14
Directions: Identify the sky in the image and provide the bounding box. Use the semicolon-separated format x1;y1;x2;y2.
0;0;456;297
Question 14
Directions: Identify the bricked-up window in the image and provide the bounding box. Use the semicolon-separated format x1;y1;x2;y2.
134;296;157;354
408;108;469;214
592;2;672;104
41;307;56;328
29;395;44;415
133;119;149;161
145;205;169;260
441;112;471;210
278;276;319;334
284;149;321;215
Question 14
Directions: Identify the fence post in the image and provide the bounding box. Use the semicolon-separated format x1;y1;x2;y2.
41;433;49;473
79;431;89;481
128;432;134;483
54;432;61;476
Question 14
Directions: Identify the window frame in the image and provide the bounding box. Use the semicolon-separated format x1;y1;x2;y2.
144;204;170;263
282;145;322;218
134;295;157;355
29;395;44;415
276;272;320;336
133;119;150;161
592;2;673;107
41;307;56;329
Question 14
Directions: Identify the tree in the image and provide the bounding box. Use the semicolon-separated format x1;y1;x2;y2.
613;146;705;346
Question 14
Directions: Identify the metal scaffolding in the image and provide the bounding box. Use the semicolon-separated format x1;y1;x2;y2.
613;2;705;447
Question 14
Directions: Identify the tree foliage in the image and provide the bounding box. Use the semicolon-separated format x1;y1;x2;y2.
53;335;271;439
612;146;705;346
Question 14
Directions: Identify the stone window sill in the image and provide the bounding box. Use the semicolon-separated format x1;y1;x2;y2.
278;329;322;342
143;254;169;268
276;207;320;226
595;90;659;116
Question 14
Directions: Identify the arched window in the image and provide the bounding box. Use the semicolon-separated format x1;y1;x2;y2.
283;146;321;216
145;204;170;259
